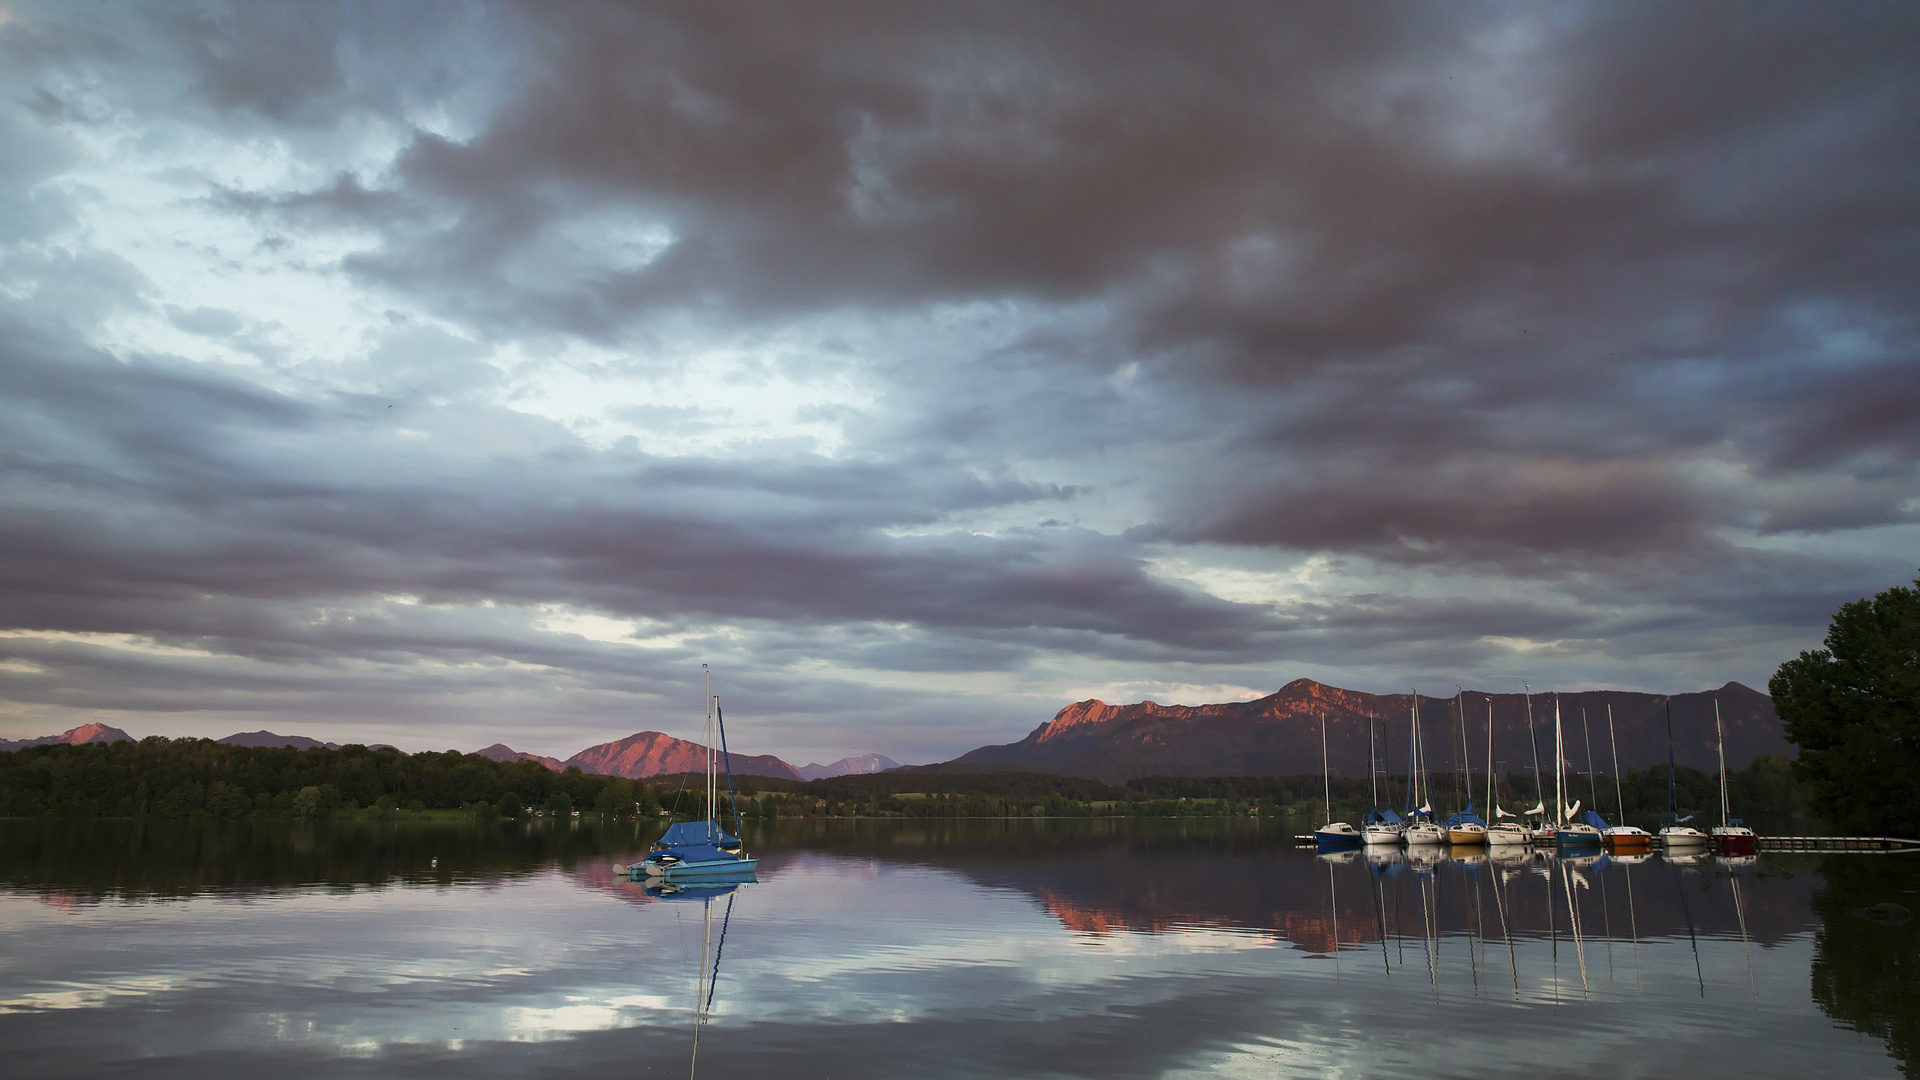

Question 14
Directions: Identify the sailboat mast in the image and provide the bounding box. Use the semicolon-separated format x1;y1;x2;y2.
1487;697;1496;814
1368;715;1378;810
1608;705;1626;825
1322;713;1332;823
1458;688;1473;811
1665;698;1676;828
1406;696;1417;815
1581;707;1598;817
1716;699;1729;827
1525;686;1543;816
1543;691;1559;818
1411;693;1423;812
705;665;715;839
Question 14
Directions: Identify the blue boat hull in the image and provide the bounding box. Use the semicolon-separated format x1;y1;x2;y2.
633;856;760;882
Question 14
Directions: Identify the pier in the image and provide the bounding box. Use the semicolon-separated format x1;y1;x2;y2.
1759;835;1920;853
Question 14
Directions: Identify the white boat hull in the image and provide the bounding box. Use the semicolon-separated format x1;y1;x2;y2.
1485;825;1529;846
1405;823;1447;845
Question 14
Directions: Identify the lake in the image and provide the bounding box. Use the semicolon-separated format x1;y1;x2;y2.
2;817;1915;1078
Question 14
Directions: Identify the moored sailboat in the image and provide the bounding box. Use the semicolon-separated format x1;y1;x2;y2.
1314;714;1364;851
1709;699;1760;856
638;667;761;882
1483;697;1529;846
1444;690;1488;845
1402;693;1446;845
1552;698;1603;850
1361;714;1405;844
1655;697;1709;850
1601;703;1653;853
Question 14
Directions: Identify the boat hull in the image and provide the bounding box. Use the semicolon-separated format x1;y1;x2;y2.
1485;825;1529;846
1448;826;1488;845
1602;829;1653;853
1315;825;1364;850
1555;825;1603;849
1659;827;1710;848
1363;825;1404;845
1712;828;1760;856
1405;823;1447;846
639;856;760;882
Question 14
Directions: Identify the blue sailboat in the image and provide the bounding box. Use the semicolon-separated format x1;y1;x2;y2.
1362;714;1406;844
636;667;760;883
1314;714;1364;850
1551;698;1603;850
1444;690;1488;845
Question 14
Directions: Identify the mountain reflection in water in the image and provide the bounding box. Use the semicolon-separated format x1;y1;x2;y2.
0;817;1914;1079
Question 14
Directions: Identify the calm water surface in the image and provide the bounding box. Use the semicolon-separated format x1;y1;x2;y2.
2;817;1916;1078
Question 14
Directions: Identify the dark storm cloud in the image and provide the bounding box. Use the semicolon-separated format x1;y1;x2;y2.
3;1;1917;752
170;0;1917;564
0;314;1279;660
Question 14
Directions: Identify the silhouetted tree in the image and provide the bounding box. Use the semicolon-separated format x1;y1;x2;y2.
1772;573;1920;836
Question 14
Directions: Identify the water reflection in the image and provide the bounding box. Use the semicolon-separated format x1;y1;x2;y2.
0;818;1913;1079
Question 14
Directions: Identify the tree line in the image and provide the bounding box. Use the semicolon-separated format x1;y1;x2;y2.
0;735;1804;825
0;738;666;820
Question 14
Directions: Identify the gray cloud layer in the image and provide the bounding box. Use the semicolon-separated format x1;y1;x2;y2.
1;2;1915;759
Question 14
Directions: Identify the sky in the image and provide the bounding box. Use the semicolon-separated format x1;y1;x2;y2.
1;2;1916;764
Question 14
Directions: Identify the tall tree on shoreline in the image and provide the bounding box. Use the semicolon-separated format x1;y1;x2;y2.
1771;574;1920;836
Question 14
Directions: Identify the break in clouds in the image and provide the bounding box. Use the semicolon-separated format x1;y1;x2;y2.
1;2;1915;763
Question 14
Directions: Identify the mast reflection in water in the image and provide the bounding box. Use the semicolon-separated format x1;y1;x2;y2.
1;817;1915;1079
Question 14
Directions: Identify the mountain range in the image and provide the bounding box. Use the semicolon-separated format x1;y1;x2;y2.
0;722;133;753
0;678;1792;786
940;678;1789;783
798;754;903;781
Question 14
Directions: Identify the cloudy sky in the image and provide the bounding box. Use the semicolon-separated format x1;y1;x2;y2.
1;2;1915;763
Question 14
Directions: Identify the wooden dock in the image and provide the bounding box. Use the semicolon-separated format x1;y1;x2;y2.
1759;835;1920;853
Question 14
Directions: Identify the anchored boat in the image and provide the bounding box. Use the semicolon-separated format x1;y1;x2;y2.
1709;699;1760;856
637;667;760;883
1656;697;1710;850
1313;713;1364;851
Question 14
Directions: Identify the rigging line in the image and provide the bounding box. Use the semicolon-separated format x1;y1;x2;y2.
1625;860;1642;988
1671;863;1706;998
1599;863;1615;983
1731;874;1756;1003
691;897;712;1079
1463;864;1481;992
1563;862;1589;996
1491;863;1520;1000
1394;864;1407;966
717;703;743;839
1547;855;1559;1006
706;892;737;1014
1328;859;1341;979
1415;869;1436;989
1370;859;1392;975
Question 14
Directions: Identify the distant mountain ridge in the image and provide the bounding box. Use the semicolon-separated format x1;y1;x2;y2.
799;753;903;780
219;730;338;751
0;723;133;753
475;743;565;770
563;731;804;781
938;678;1790;783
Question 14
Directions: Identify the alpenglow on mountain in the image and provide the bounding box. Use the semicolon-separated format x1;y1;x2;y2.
938;679;1789;783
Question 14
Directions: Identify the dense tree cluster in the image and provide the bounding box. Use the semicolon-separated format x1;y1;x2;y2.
1773;574;1920;836
0;738;664;820
0;739;1803;826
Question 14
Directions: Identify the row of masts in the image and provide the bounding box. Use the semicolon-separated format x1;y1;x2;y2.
1361;690;1735;825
